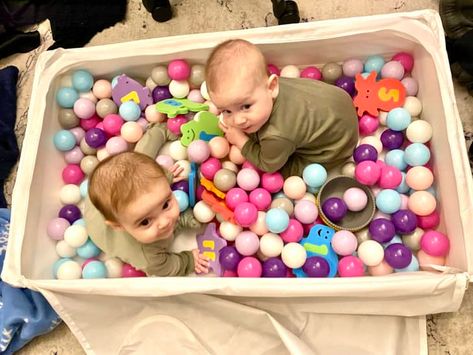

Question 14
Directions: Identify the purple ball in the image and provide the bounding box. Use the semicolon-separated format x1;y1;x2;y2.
171;180;189;194
219;246;242;271
335;76;356;96
262;257;288;277
391;209;417;234
380;129;404;150
384;243;412;269
84;128;107;148
353;144;378;163
302;256;330;277
322;197;347;223
58;204;82;224
368;218;396;243
152;86;172;103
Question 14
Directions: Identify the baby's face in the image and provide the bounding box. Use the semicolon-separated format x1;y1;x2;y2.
116;178;180;244
210;74;278;134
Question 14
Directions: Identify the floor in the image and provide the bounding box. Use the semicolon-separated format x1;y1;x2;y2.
1;0;473;353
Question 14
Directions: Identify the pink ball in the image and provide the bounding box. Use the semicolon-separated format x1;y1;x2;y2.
73;98;96;119
235;231;260;256
167;59;191;81
368;260;394;276
280;219;304;243
294;200;318;224
201;157;222;180
283;176;306;200
237;168;260;191
392;52;414;72
79;115;101;131
417;210;440;229
378;165;402;189
237;257;262;277
208;136;230;159
187;140;210;163
223;270;238;277
249;188;272;211
64;146;84;164
342;187;367;212
401;77;418;96
70;127;85;144
417;250;446;271
358;114;379;135
156;154;174;170
355;161;381;186
267;64;280;76
261;172;284;193
106;136;129;155
187;89;204;103
62;164;85;185
95;122;105;131
47;217;70;240
331;230;358;256
225;188;249;210
242;160;263;174
420;230;450;257
342;58;364;77
137;117;148;130
234;202;258;227
300;66;322;80
121;263;146;277
338;256;365;277
167;115;188;135
380;60;405;80
102;114;124;136
400;193;409;210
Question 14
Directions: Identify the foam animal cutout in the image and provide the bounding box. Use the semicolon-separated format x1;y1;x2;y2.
111;74;153;110
196;223;227;276
156;98;208;118
180;111;224;146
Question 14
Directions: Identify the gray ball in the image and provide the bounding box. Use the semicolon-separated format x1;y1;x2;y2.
96;98;118;118
58;109;79;129
322;62;342;84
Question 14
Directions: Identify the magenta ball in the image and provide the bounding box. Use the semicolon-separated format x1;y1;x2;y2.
338;256;365;277
321;197;348;223
303;256;330;277
354;160;381;186
261;172;284;193
420;230;450;257
102;114;124;136
417;210;440;229
121;263;146;277
201;157;222;180
187;140;210;163
294;200;318;224
379;165;402;189
79;115;101;131
167;59;191;81
300;66;322;80
392;52;414;72
267;64;280;76
225;188;249;210
358;114;379;135
62;164;85;185
262;258;288;277
235;231;260;256
280;218;304;243
234;202;258;227
85;128;107;148
167;115;188;135
47;217;70;240
237;257;262;277
249;188;272;211
219;246;242;271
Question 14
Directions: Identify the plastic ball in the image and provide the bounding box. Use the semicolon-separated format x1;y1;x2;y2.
56;260;82;280
331;230;358;256
219;246;242;271
193;201;215;223
405;166;434;191
283;176;306;200
335;76;355;96
364;55;385;73
58;109;79;129
321;62;342;83
92;79;112;99
392;52;414;72
404;143;431;166
72;70;94;92
59;184;81;205
384;243;412;269
259;233;284;257
225;188;249;210
353;144;378;163
406;120;432;144
151;66;171;86
222;161;238;173
380;60;405;80
401;77;418;96
201;157;222;180
59;204;81;224
200;81;210;101
360;136;383;154
103;257;123;278
420;230;449;257
169;80;190;98
168;140;187;161
173;190;189;212
156;154;175;170
357;240;384;266
73;97;95;119
219;222;242;242
56;87;79;108
77;239;101;259
401;227;423;251
280;219;304;243
280;64;300;78
248;188;272;211
368;260;394;276
300;66;322;80
234;202;258;227
167;59;191;81
84;128;106;148
104;136;128;156
343;59;364;77
403;96;422;117
267;64;280;76
235;231;260;256
186;140;209;164
395;254;420;272
385;149;407;171
261;258;287;277
79;115;101;131
213;169;236;192
379;165;402;189
208;136;230;159
102;114;123;136
228;145;246;164
386;107;411;131
189;64;205;87
294;200;318;224
237;168;260;191
62;164;85;185
417;250;446;271
95;98;117;118
64;224;88;248
121;263;146;277
120;121;143;143
300;256;329;277
340;188;367;213
368;218;395;243
281;243;307;269
265;208;290;234
417;210;440;229
152;85;172;102
270;197;294;216
354;160;381;186
167;115;187;135
237;257;262;277
54;130;76;152
119;101;141;121
47;217;70;240
341;161;356;177
171;180;189;194
261;172;284;193
322;197;347;222
375;189;401;214
380;129;404;150
338;256;365;277
358;114;379;135
408;191;436;216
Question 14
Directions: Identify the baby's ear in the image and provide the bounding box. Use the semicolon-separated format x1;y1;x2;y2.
105;220;125;231
268;74;279;99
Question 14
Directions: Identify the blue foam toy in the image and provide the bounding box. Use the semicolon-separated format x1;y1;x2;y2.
188;162;198;207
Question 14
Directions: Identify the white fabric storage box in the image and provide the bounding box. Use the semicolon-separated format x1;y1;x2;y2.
3;9;473;354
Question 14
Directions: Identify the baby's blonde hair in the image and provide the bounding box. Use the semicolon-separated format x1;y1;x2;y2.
205;39;269;93
88;151;167;222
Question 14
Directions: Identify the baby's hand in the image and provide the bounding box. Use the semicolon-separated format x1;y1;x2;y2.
220;125;249;149
168;163;184;183
192;249;210;274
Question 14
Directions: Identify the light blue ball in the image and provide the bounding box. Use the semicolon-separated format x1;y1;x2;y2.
307;185;320;194
173;190;189;212
82;260;107;279
302;163;327;188
111;75;120;88
385;149;408;171
375;189;401;214
79;179;89;198
72;69;94;92
56;87;79;108
119;101;141;121
364;55;385;74
265;208;289;233
360;72;372;78
53;257;72;278
383;235;402;248
395;255;419;272
77;238;101;259
386;108;411;131
53;129;76;151
73;218;86;227
396;172;410;194
404;143;430;166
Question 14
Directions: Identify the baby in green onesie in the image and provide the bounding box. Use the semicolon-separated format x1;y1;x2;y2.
205;39;359;178
84;150;209;276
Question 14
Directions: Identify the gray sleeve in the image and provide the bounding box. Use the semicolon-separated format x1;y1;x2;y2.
134;123;178;159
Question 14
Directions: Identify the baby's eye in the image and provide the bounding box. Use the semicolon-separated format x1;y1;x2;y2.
223;110;231;115
242;104;251;110
163;199;171;210
140;219;150;227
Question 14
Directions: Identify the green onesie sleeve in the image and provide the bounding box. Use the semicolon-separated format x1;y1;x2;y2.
141;247;195;276
134;122;178;159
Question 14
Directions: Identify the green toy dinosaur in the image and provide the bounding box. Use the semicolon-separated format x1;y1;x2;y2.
180;111;224;147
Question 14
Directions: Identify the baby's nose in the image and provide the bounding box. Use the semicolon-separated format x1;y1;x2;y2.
234;114;247;126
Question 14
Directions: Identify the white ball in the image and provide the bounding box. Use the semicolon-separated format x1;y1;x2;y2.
169;140;188;161
145;76;157;91
406;120;433;144
219;221;242;241
259;233;284;257
355;228;371;244
104;257;123;278
59;75;73;87
296;193;316;204
96;147;111;161
169;80;190;98
403;96;423;117
222;161;239;173
79;91;98;104
64;225;88;248
280;65;300;78
193;201;215;223
175;160;191;179
56;240;77;258
357;240;384;266
281;242;307;269
60;184;82;205
159;141;173;156
378;111;388;126
360;136;383;154
200;81;210;101
56;260;82;280
341;161;356;177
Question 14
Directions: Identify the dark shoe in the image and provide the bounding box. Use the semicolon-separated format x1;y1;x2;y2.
439;0;473;39
271;0;300;25
142;0;172;22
